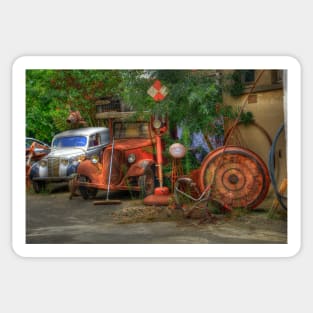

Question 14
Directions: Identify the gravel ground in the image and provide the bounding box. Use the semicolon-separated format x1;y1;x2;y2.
26;185;287;244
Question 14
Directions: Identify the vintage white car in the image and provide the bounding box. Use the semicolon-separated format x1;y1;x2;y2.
29;127;110;192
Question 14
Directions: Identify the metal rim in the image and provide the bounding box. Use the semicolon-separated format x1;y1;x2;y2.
199;146;270;210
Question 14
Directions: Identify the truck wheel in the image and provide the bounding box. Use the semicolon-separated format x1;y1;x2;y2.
139;166;155;198
32;181;46;193
78;176;98;200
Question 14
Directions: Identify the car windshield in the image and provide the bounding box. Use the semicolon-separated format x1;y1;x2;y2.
52;136;87;148
113;122;150;139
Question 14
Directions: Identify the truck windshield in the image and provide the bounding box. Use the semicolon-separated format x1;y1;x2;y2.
113;122;150;139
52;136;87;148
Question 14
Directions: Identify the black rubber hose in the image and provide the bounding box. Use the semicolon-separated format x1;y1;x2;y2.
268;123;287;210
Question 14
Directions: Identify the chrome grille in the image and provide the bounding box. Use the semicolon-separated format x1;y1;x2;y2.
102;149;123;185
48;157;60;177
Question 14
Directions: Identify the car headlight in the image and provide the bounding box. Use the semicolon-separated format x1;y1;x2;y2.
78;155;86;162
91;155;99;164
70;155;83;163
127;153;136;164
39;159;47;167
60;158;69;166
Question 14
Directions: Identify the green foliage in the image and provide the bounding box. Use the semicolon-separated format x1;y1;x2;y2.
221;70;247;97
222;70;258;97
240;111;254;125
221;104;254;125
120;70;222;136
229;70;245;96
26;70;57;142
119;69;254;176
26;69;254;148
26;70;122;142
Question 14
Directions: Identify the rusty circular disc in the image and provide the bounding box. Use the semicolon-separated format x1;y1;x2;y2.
199;146;270;210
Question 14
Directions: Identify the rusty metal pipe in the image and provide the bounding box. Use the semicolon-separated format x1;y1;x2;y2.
155;133;164;188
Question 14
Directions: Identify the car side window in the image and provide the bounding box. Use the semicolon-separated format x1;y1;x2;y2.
89;134;101;147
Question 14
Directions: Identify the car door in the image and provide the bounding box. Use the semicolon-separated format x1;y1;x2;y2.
86;132;108;158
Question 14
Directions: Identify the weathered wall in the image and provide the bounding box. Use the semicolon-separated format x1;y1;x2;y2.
222;70;287;207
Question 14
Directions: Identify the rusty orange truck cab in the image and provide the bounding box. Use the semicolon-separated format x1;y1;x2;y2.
76;120;163;199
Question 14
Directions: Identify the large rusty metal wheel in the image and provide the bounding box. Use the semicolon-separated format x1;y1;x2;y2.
199;146;270;210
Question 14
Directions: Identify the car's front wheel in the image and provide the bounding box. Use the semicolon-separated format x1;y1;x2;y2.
32;181;46;193
78;176;98;200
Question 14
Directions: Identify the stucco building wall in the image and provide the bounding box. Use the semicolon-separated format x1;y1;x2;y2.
222;70;287;206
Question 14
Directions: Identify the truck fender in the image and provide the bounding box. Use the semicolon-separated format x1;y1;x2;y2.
29;162;39;180
77;160;102;181
126;159;156;177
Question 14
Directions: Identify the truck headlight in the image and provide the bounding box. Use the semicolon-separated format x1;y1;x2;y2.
152;119;162;129
79;155;86;162
70;155;82;163
91;155;99;164
128;153;136;164
39;159;47;167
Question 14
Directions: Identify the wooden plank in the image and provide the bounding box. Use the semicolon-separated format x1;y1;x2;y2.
95;111;135;119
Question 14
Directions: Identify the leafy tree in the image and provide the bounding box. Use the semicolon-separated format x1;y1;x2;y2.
119;70;254;175
26;69;253;149
120;70;223;135
26;70;56;142
120;70;254;136
118;70;223;174
26;70;122;142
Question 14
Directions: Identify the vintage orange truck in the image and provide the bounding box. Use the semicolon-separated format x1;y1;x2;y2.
74;118;167;199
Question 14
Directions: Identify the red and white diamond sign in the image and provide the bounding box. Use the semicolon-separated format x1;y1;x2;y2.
147;80;168;102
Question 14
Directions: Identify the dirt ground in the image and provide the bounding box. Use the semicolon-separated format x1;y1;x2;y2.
26;184;287;244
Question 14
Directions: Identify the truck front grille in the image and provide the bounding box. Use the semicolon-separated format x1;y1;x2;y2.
48;157;60;177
